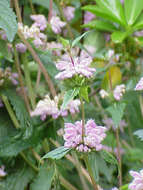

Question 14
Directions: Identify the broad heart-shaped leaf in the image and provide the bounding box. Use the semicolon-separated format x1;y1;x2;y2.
0;0;17;42
124;0;143;25
111;31;128;43
72;31;90;47
134;129;143;141
106;102;126;128
42;146;71;160
61;88;80;110
96;0;126;26
82;20;117;32
30;164;55;190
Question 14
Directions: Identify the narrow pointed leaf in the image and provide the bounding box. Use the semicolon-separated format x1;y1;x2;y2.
124;0;143;25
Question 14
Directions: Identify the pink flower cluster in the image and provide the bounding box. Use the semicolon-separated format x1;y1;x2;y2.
63;6;75;21
135;77;143;91
64;120;107;152
16;43;27;53
30;14;47;31
129;170;143;190
55;51;96;80
84;11;95;24
50;16;66;34
31;94;80;120
18;23;47;48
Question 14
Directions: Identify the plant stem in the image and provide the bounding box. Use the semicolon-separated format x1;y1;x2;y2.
18;31;56;98
48;0;53;22
20;152;39;172
109;69;113;91
73;152;89;190
28;0;36;14
1;94;20;129
36;68;41;89
80;97;85;141
115;128;122;187
31;148;44;165
14;46;31;112
22;53;36;109
14;0;22;23
84;155;99;190
54;0;73;39
59;175;78;190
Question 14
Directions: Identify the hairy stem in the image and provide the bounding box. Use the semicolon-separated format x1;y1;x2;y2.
20;152;39;172
80;97;85;141
115;128;122;187
1;94;20;129
28;0;36;14
18;31;56;98
22;53;36;109
14;0;22;23
36;68;41;89
84;155;99;190
14;46;31;112
48;0;53;22
73;152;89;190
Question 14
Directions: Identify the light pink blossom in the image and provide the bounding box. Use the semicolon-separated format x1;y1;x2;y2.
50;16;66;34
102;117;127;132
0;166;6;177
64;119;107;152
113;84;125;101
31;94;80;120
84;11;95;24
30;14;47;31
129;170;143;190
135;77;143;91
55;51;95;80
99;89;109;99
63;6;75;21
16;43;27;53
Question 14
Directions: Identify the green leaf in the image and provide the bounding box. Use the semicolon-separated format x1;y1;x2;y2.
106;103;126;128
132;13;143;30
134;129;143;141
124;0;143;25
58;37;70;48
111;31;128;43
82;20;117;32
96;0;126;26
2;166;34;190
121;184;129;190
32;0;57;10
0;0;17;42
3;89;33;138
61;88;80;110
87;152;99;182
0;40;13;61
100;150;118;165
79;86;89;102
72;31;90;47
42;146;71;160
30;165;55;190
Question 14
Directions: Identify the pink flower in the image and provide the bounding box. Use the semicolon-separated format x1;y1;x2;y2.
84;11;95;24
0;166;6;177
50;16;66;34
30;14;47;31
55;51;95;80
129;170;143;190
16;43;27;53
63;6;75;21
113;84;125;101
102;118;127;132
47;42;63;56
31;94;80;120
135;77;143;91
64;119;107;152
